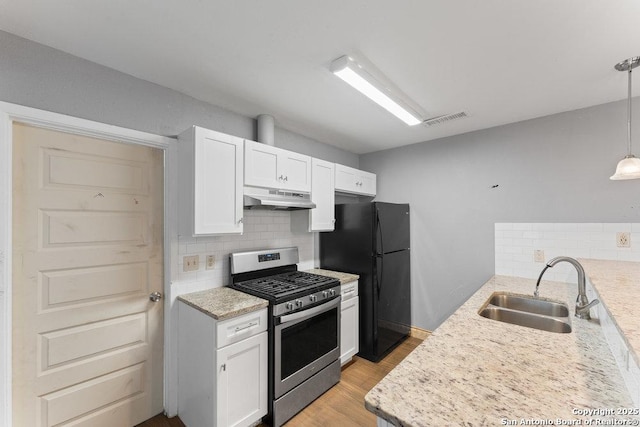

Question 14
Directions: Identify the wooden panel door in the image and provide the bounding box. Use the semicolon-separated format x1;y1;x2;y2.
12;123;164;426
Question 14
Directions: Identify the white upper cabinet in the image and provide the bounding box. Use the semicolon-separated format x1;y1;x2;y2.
292;158;335;232
244;140;312;193
335;164;377;196
178;126;244;236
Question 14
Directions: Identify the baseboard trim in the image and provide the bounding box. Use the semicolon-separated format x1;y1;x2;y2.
410;326;432;340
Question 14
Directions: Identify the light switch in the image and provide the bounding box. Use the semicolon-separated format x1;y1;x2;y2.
183;255;199;272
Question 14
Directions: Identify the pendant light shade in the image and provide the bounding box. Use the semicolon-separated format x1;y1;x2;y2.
611;57;640;180
610;155;640;180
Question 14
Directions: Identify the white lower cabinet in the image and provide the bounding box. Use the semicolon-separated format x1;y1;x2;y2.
178;304;268;427
340;281;359;365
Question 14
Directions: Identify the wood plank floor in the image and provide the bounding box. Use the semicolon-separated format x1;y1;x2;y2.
138;335;425;427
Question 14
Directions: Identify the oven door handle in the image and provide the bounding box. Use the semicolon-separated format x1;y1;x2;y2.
279;296;340;324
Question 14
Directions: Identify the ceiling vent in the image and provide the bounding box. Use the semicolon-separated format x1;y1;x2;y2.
422;111;468;127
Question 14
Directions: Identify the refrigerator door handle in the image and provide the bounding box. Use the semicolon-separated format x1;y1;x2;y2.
375;254;384;300
376;207;384;256
375;209;384;300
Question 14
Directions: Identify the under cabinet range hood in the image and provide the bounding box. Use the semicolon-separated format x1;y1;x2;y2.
243;187;316;210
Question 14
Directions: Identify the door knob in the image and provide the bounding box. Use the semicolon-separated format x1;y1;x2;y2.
149;291;162;302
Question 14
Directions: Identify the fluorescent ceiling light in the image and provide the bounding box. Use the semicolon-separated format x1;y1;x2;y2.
331;55;422;126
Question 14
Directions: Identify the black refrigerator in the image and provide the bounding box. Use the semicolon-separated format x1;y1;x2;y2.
320;202;411;362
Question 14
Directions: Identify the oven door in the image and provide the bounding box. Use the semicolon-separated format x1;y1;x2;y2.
274;296;341;398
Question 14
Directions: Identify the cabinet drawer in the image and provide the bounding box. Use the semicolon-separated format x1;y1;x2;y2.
341;281;358;301
217;308;268;348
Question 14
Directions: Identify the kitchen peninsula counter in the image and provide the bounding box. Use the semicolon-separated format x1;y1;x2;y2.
579;258;640;367
365;269;637;426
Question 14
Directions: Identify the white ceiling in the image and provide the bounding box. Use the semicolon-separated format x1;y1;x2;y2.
1;0;640;154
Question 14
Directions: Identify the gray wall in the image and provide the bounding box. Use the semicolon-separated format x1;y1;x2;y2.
0;30;358;166
4;29;638;333
360;99;640;330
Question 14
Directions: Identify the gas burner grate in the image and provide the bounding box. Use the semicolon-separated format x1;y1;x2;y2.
233;271;337;299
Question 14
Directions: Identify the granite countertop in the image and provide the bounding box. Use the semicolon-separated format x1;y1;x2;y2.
580;258;640;367
365;273;636;426
177;287;268;321
306;268;359;285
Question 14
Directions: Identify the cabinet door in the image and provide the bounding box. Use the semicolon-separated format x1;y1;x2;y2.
357;170;377;196
335;164;377;196
280;150;312;192
244;140;311;192
340;296;359;365
194;128;244;234
244;140;281;189
335;164;359;194
179;127;244;236
217;331;268;427
309;158;335;231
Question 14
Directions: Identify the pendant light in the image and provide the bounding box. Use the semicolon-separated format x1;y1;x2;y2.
610;56;640;180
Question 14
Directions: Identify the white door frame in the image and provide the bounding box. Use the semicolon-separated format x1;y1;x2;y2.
0;101;178;427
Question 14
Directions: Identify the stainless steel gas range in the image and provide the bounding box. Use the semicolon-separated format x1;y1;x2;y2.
229;247;341;427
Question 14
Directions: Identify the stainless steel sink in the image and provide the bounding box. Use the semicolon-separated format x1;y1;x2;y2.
478;292;571;333
488;292;569;317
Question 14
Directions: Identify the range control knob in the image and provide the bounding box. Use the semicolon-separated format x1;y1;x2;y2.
322;291;329;299
329;289;336;297
286;302;294;310
309;295;317;302
295;299;303;308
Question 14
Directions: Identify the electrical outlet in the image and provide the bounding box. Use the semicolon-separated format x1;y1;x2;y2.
617;232;631;248
534;249;545;263
183;255;199;272
206;255;215;270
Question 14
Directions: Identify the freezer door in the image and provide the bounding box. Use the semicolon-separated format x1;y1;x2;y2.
319;203;373;273
375;202;410;254
373;249;411;359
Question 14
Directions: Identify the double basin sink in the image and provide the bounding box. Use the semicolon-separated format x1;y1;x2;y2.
478;292;572;333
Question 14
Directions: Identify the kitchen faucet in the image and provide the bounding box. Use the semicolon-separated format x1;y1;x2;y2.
534;256;600;320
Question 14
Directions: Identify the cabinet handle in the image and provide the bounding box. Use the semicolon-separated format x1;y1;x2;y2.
284;175;288;182
234;321;258;332
221;364;226;372
238;217;243;224
279;174;284;181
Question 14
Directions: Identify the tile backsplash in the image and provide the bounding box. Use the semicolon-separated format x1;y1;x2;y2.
495;223;640;283
175;209;314;288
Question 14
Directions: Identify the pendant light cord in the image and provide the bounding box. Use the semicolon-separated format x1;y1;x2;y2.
628;63;633;156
